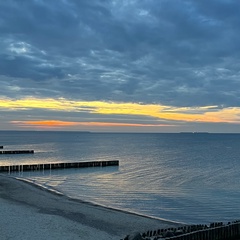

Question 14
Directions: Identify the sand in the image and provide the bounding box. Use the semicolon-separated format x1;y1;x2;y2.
0;174;181;240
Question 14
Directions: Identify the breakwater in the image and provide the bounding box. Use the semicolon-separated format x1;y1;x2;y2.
122;220;240;240
0;150;34;154
0;160;119;173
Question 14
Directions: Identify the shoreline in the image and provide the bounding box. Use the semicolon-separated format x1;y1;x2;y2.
0;174;182;240
15;175;183;225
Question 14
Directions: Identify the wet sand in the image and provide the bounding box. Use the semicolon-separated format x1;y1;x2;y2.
0;175;181;240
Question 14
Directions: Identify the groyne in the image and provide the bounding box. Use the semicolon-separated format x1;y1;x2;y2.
0;160;119;173
122;220;240;240
0;150;34;154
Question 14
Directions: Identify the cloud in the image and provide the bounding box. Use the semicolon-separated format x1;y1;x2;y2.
1;97;240;125
0;0;240;110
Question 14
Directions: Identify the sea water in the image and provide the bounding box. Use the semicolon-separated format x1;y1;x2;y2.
0;131;240;224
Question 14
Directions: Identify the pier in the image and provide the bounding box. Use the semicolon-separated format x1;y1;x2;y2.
0;150;34;154
0;160;119;172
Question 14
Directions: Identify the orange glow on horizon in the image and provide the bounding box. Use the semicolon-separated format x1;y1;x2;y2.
11;120;173;128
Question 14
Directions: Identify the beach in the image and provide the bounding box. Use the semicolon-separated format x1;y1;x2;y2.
0;175;181;240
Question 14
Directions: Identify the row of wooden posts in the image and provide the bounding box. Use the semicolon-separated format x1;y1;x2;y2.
0;145;34;154
0;160;119;173
0;145;119;172
0;145;120;172
0;150;34;154
165;222;240;240
136;221;240;240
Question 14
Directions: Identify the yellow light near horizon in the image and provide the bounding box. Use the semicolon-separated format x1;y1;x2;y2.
1;97;240;124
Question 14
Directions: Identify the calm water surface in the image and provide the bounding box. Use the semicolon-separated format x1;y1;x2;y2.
0;131;240;224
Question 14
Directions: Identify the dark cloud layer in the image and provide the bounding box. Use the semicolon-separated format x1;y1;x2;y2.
1;0;240;107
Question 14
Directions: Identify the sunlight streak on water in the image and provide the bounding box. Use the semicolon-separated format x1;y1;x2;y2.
1;132;240;224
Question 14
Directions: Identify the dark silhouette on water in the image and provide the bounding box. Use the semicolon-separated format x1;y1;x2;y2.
0;160;119;172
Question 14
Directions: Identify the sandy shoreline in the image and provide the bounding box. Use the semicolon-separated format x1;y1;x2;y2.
0;174;182;240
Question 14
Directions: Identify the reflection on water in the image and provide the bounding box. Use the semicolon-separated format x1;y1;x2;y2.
1;131;240;224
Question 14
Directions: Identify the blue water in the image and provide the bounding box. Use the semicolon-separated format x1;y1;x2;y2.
0;131;240;224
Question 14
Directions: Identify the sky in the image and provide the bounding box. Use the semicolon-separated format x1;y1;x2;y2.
0;0;240;132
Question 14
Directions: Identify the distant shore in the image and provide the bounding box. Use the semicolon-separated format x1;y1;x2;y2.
0;174;181;240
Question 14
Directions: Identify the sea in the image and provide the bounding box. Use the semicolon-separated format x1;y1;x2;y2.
0;131;240;225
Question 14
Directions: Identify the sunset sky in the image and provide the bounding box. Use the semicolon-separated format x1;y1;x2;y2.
0;0;240;132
